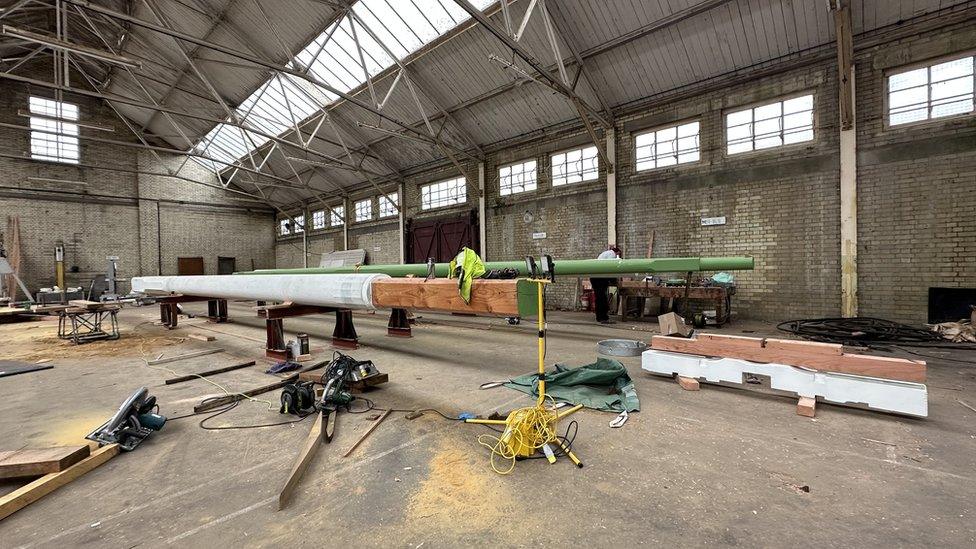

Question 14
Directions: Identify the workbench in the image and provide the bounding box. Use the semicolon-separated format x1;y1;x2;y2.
57;303;121;344
617;280;733;325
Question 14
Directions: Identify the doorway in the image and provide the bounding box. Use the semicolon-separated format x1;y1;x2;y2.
406;210;478;263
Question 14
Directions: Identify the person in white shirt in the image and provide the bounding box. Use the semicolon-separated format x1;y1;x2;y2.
591;245;621;323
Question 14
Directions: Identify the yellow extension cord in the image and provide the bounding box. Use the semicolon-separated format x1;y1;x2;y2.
477;397;560;475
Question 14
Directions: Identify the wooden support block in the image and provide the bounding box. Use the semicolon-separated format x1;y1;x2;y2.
147;348;224;365
797;397;817;418
187;333;216;342
676;375;700;391
0;444;119;521
371;278;533;317
0;446;90;479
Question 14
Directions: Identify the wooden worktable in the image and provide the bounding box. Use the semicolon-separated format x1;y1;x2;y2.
617;280;732;324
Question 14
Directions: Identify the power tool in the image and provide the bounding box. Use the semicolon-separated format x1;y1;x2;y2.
278;352;378;441
86;387;166;451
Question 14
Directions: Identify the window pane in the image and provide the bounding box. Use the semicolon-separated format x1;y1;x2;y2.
379;192;398;217
421;177;466;209
889;67;927;92
888;54;975;125
499;159;537;195
29;96;80;163
330;206;345;226
355;199;372;221
726;94;813;154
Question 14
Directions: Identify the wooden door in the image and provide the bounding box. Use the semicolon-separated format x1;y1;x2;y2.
406;210;478;263
177;257;205;275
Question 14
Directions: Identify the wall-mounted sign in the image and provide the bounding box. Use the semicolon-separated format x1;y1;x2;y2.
532;232;547;240
701;216;726;227
373;246;381;252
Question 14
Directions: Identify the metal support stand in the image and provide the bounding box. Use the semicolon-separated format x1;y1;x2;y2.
257;304;358;357
207;299;228;323
465;278;583;468
333;310;358;349
266;318;287;361
387;308;411;337
159;302;180;329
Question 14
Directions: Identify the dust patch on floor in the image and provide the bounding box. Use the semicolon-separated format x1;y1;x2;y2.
401;435;534;539
0;321;186;362
34;411;110;449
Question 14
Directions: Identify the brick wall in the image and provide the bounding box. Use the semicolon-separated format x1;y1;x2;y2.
854;27;976;323
273;22;975;322
0;70;275;295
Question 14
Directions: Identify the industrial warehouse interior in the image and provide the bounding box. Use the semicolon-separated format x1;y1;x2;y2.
0;0;974;546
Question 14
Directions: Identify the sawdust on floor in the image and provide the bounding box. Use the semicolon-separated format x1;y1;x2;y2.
0;321;185;362
35;411;111;450
404;435;532;537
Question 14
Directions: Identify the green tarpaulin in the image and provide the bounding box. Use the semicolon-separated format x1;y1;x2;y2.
504;357;640;413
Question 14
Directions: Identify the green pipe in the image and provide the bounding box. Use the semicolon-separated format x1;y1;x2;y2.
237;256;754;277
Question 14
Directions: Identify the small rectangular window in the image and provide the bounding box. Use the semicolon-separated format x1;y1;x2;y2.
888;54;975;126
280;219;291;235
551;146;599;186
312;210;325;229
29;96;79;164
293;215;304;233
379;192;398;218
635;121;700;171
499;159;538;195
726;94;814;155
330;206;344;227
355;199;372;222
421;177;466;210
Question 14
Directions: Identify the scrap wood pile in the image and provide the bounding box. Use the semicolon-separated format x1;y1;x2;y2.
929;320;976;343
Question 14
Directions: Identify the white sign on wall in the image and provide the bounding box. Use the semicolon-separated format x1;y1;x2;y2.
373;246;381;252
701;216;727;227
532;232;547;240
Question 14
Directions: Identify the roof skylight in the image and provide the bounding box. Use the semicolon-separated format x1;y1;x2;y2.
193;0;492;172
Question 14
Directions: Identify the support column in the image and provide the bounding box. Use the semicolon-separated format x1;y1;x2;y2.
342;197;349;251
398;182;406;264
834;1;858;317
606;127;617;246
478;162;487;259
301;206;309;268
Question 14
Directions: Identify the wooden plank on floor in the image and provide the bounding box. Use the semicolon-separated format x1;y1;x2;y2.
342;410;391;458
0;446;90;479
0;363;53;378
0;444;119;521
650;335;925;382
277;411;323;510
187;333;216;342
164;360;256;385
147;348;224;365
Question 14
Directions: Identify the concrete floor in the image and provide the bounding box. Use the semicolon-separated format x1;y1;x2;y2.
1;302;974;547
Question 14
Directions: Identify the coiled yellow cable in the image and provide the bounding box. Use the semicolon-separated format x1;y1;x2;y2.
477;398;560;474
